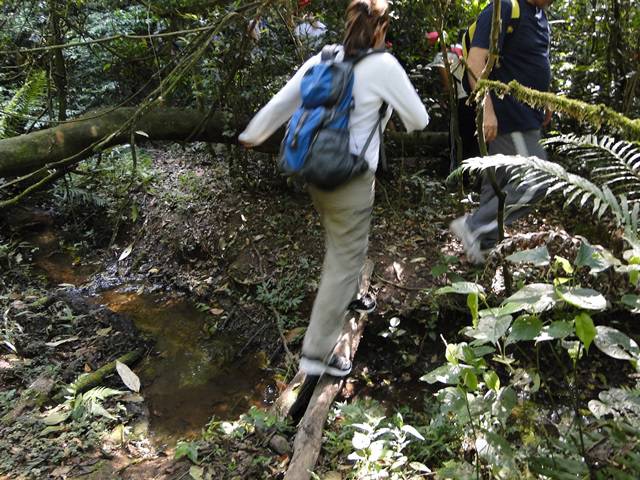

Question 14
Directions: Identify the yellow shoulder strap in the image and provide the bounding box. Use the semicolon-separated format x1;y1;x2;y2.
507;0;520;33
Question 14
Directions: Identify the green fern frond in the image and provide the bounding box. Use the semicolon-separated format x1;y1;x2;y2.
543;134;640;201
82;386;123;402
451;154;636;240
0;70;47;139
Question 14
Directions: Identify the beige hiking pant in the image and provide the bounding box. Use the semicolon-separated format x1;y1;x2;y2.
302;170;375;361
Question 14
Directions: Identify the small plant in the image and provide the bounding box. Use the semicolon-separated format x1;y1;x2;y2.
422;263;640;478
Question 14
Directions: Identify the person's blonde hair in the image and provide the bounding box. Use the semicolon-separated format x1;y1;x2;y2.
343;0;389;57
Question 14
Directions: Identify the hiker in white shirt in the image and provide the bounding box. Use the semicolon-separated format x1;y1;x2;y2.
294;13;327;49
239;0;429;377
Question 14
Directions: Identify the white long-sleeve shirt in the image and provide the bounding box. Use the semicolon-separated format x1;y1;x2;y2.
239;48;429;172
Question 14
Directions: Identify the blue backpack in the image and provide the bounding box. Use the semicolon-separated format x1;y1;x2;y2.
280;45;387;190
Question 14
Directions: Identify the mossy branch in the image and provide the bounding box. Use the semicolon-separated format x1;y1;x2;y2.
476;79;640;140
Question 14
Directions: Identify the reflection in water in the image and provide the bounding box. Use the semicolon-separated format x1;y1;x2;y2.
101;291;274;442
29;229;99;285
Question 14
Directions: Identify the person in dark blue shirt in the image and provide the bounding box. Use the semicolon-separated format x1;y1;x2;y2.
450;0;553;264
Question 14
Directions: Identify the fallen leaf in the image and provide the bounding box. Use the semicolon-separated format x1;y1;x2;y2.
118;244;134;262
116;361;141;392
96;327;113;337
393;261;404;281
45;336;79;348
189;465;204;480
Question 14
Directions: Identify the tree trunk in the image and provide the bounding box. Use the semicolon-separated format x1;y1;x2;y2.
48;0;67;121
0;107;448;179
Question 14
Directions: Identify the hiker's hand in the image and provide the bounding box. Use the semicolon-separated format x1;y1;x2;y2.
238;133;254;148
542;107;553;128
483;99;498;143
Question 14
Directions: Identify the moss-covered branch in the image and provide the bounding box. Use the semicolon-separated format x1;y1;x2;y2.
476;79;640;140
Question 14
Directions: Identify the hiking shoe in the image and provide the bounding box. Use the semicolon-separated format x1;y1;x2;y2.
300;354;352;377
449;215;485;264
348;293;376;314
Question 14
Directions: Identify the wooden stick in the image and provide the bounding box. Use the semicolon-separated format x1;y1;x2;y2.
282;260;374;480
53;348;144;403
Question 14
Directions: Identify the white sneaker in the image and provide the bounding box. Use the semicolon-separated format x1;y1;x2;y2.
449;216;486;264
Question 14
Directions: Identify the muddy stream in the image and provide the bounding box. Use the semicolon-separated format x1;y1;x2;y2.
28;225;276;444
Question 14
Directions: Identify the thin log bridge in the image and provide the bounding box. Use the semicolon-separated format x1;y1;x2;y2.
273;260;374;480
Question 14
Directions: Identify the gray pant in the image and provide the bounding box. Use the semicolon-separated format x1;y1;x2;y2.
466;129;547;249
303;170;375;361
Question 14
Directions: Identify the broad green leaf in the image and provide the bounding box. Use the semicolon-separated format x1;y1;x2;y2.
554;256;574;274
574;313;596;352
410;462;431;473
401;425;425;441
621;294;640;313
352;431;371;450
420;364;465;385
437;281;485;296
467;292;479;327
463;370;478;391
368;440;385;461
484;371;500;391
492;386;517;420
464;315;512;345
556;286;607;311
479;302;524;318
588;399;614;419
506;315;543;345
593;326;640;361
575;242;615;274
445;343;463;365
506;246;550;266
42;409;71;426
175;441;199;464
504;283;557;313
535;320;574;343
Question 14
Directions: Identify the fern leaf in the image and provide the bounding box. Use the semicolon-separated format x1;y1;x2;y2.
544;134;640;205
455;154;633;231
0;70;47;139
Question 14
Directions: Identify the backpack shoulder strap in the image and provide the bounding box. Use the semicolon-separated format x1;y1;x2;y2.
462;0;521;60
321;44;340;62
350;48;387;65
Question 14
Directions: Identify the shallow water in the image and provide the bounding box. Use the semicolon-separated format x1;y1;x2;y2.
27;224;275;443
100;290;274;442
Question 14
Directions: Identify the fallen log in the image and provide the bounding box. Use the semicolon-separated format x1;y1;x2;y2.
0;106;448;179
53;348;144;403
277;260;374;480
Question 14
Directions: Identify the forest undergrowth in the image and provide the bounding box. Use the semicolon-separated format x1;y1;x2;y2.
0;141;638;479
